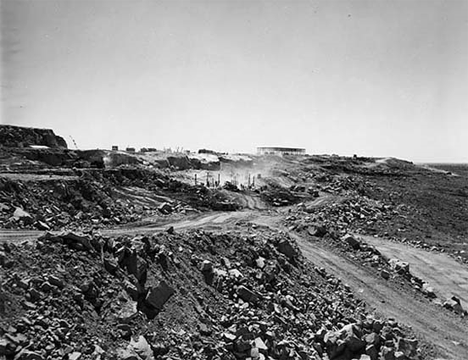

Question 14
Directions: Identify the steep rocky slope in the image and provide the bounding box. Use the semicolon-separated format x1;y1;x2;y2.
1;228;425;360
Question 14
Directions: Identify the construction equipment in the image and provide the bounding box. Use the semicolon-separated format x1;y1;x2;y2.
68;135;78;149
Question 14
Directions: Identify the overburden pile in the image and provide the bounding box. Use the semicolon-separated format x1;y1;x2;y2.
0;125;67;149
0;168;238;231
1;227;422;360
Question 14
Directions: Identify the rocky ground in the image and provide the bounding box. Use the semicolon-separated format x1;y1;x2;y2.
1;125;468;360
1;229;426;360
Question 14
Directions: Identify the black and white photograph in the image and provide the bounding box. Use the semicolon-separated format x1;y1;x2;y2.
0;0;467;359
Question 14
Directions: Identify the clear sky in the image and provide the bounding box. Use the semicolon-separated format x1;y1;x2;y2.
1;0;467;162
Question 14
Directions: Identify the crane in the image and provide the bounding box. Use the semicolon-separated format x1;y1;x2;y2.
68;135;78;149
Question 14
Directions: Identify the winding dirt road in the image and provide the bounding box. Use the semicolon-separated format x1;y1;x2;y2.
2;208;468;359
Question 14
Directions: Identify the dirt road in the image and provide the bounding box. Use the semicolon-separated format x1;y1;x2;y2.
2;209;468;359
360;235;468;307
0;210;258;243
0;229;44;243
295;237;468;359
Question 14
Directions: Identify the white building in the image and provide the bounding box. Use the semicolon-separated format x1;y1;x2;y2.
257;147;306;156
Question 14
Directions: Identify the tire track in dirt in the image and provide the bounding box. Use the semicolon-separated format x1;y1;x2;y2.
0;211;257;243
3;209;468;358
294;236;468;360
0;229;44;243
360;235;468;309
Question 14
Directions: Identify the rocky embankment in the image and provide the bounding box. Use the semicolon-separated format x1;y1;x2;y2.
0;228;423;360
0;168;238;231
0;125;67;149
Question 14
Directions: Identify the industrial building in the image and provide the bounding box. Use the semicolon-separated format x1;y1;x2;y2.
257;147;306;156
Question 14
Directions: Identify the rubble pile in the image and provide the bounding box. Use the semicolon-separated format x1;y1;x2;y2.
0;229;424;360
1;126;467;359
259;185;300;207
289;221;467;319
281;169;468;265
0;169;238;231
286;195;403;237
312;175;364;195
0;176;135;230
279;157;467;263
332;234;461;309
339;234;467;316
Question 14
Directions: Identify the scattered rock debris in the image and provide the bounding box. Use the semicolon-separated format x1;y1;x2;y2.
1;229;424;360
1;126;468;359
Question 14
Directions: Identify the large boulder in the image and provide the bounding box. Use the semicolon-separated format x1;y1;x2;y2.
341;234;360;250
12;208;33;224
277;239;298;260
237;285;259;303
130;336;154;360
388;259;410;274
145;281;175;311
324;323;365;359
396;337;418;357
158;203;173;215
115;299;138;323
443;296;464;314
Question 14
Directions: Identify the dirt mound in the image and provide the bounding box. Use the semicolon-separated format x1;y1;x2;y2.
0;168;238;231
0;228;422;360
0;125;67;149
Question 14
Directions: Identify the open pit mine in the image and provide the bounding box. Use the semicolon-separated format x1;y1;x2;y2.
1;125;468;360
